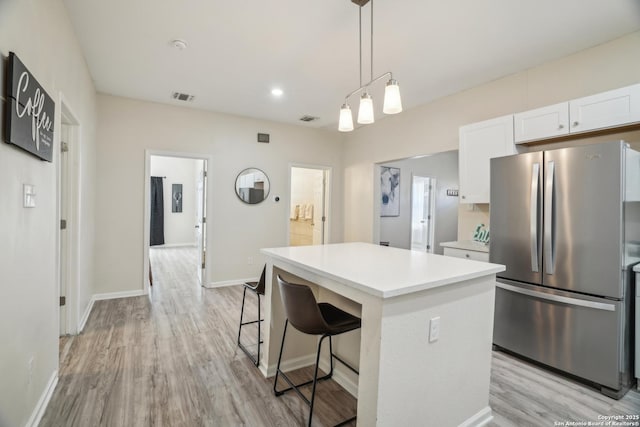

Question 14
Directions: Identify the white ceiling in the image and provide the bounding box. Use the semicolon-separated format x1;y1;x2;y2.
63;0;640;131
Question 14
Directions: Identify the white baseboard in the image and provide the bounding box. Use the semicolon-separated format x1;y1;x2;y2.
318;359;359;398
93;289;147;301
151;243;197;248
78;297;95;332
262;353;358;397
263;354;317;378
459;406;493;427
26;370;58;427
205;277;258;288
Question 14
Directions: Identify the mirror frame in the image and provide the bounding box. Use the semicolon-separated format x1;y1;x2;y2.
235;167;270;204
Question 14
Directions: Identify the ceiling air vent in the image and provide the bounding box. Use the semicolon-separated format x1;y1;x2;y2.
172;92;195;102
299;115;319;122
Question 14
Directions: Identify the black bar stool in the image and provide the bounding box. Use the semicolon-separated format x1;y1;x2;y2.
273;275;360;427
237;266;266;366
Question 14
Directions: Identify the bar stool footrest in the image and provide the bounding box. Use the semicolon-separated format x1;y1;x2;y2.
273;369;333;401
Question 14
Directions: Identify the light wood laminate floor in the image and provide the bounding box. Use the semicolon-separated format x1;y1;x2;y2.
42;247;639;426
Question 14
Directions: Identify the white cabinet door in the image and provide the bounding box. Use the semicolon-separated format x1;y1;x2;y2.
459;115;516;204
514;102;569;143
569;83;640;133
443;247;489;262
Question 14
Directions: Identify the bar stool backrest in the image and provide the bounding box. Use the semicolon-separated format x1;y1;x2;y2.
256;266;266;294
277;275;328;335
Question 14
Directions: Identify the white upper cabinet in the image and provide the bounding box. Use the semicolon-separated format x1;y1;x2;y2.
514;102;569;143
569;83;640;133
513;83;640;143
459;115;516;204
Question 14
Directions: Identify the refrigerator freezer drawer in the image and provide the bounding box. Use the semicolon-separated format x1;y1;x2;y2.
494;280;622;390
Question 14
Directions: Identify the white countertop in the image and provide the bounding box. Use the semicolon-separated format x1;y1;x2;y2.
634;264;640;273
261;242;504;298
440;240;490;253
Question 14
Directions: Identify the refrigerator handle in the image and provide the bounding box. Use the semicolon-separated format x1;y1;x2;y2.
544;160;555;274
496;282;616;311
530;163;540;272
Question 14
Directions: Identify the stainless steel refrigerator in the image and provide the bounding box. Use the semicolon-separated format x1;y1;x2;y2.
490;141;640;398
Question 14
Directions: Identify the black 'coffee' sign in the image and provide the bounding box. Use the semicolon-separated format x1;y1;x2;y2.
4;52;55;162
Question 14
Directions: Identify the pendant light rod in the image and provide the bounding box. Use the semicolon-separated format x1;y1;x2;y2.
370;0;373;83
359;4;362;88
342;71;394;103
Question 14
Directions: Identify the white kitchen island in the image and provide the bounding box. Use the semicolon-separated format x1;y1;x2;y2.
260;242;505;427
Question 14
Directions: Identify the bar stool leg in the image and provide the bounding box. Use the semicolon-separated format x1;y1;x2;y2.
308;334;329;427
256;293;261;366
273;319;289;396
237;286;248;346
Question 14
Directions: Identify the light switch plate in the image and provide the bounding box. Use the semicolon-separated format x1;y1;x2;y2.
23;184;36;208
429;316;440;343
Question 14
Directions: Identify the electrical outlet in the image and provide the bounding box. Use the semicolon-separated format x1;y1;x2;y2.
248;256;253;265
429;317;440;343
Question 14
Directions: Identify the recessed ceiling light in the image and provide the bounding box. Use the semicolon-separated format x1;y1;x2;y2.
271;88;284;97
170;39;188;50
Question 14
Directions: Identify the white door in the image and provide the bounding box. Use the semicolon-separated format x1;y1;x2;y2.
59;125;70;335
411;176;436;252
196;161;207;285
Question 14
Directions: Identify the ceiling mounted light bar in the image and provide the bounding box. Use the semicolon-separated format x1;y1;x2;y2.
338;0;402;132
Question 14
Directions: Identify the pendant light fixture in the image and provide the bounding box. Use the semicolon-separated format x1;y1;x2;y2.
338;0;402;132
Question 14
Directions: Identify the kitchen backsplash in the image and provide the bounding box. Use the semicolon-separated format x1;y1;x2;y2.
457;203;490;241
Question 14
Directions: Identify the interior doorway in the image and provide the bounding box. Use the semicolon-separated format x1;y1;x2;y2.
375;151;459;253
289;165;330;246
144;152;209;293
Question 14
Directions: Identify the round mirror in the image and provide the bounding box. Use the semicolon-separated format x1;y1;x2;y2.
235;168;270;204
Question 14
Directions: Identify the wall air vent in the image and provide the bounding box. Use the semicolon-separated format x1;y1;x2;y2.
172;92;195;102
299;115;319;122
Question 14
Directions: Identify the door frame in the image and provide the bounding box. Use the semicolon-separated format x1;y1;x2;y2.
410;175;437;252
287;163;332;245
143;150;212;293
56;92;81;335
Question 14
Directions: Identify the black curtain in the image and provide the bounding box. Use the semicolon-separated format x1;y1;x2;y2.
150;176;165;246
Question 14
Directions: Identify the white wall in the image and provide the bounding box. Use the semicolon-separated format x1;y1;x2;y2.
0;0;97;426
150;156;201;246
343;31;640;243
378;151;459;253
95;94;343;292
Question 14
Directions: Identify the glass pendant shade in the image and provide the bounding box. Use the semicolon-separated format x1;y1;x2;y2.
357;93;375;124
338;104;354;132
383;79;403;114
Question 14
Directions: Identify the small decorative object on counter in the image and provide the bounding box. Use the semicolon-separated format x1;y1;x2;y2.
473;224;490;244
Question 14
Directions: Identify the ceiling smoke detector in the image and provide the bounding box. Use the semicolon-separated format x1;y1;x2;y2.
172;92;195;102
299;115;319;122
170;39;188;50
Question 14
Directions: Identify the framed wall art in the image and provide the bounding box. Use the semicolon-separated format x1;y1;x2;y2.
380;166;400;217
172;183;183;212
4;52;55;162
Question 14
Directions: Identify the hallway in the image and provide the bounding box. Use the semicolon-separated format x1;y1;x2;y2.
43;247;355;426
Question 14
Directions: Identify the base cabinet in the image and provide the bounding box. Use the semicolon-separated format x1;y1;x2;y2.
443;247;489;262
